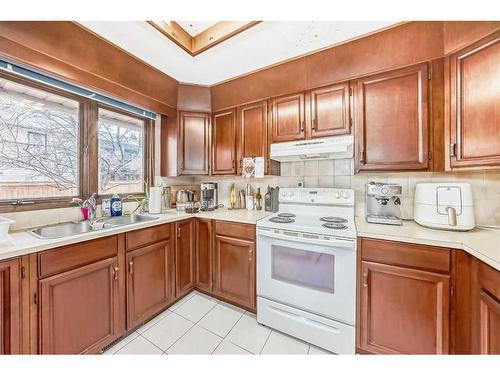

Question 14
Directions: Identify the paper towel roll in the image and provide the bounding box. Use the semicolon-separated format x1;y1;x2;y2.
149;187;162;214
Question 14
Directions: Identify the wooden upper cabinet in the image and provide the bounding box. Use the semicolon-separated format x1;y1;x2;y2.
271;92;306;142
126;240;174;330
359;261;450;354
236;101;268;173
355;63;429;172
310;82;351;138
175;219;195;297
0;258;22;354
178;111;210;175
448;31;500;169
39;257;121;354
195;218;213;293
212;109;236;175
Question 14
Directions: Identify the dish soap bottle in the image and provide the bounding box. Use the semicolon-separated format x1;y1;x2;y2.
110;193;122;216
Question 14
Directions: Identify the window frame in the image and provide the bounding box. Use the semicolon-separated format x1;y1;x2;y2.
0;70;154;213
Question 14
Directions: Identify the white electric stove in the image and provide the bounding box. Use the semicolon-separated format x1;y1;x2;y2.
256;187;357;354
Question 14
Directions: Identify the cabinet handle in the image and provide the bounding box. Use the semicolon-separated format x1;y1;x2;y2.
129;261;134;274
113;266;119;281
363;273;368;287
177;227;181;238
359;149;365;163
249;248;254;262
312;119;317;130
300;120;305;132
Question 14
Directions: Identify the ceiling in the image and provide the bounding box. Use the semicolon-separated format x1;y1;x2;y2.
79;21;397;86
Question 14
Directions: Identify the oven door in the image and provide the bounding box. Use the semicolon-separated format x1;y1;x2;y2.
257;228;356;325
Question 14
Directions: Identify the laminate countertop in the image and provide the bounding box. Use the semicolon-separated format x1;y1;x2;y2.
0;209;273;261
355;218;500;271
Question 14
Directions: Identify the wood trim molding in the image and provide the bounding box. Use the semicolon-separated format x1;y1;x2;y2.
147;21;261;56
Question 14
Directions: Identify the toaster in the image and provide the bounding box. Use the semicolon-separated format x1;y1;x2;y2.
414;183;475;231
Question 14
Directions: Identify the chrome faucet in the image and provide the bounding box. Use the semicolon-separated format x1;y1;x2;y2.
83;193;97;221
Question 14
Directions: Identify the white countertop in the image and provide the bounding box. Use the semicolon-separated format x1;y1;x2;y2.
0;209;273;261
355;217;500;271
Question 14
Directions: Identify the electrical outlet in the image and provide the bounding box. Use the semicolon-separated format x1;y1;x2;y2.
297;181;304;188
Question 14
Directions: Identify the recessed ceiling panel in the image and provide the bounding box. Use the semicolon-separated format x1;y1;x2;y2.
176;21;218;36
79;21;398;85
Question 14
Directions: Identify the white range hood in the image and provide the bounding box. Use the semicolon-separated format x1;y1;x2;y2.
270;135;354;162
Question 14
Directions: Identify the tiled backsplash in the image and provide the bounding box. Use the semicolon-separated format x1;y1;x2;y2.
5;159;500;230
193;159;500;226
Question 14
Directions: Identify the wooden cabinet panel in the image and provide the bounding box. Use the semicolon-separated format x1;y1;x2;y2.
236;101;270;174
359;261;450;354
213;235;255;311
310;82;351;138
195;218;213;293
175;219;195;297
38;236;117;279
271;93;305;142
126;240;174;330
355;63;429;172
479;291;500;354
361;238;451;273
0;258;22;354
215;221;255;241
39;257;120;354
178;111;210;175
449;31;500;169
126;223;171;251
212;109;236;175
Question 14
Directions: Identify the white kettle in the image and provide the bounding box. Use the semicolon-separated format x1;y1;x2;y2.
414;183;475;231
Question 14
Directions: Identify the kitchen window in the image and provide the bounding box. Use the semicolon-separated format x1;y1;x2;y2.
0;71;154;213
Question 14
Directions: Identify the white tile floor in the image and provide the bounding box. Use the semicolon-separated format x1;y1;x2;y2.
104;291;333;355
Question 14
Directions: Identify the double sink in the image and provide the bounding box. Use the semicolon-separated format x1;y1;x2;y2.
30;214;159;239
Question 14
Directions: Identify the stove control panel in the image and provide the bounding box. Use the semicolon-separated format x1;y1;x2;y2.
279;188;354;206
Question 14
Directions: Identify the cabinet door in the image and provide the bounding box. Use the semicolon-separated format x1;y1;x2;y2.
212;109;236;175
355;63;429;172
359;261;450;354
126;240;174;330
214;235;255;310
175;219;195;297
478;291;500;354
271;93;305;142
310;82;351;138
0;258;22;354
195;218;213;293
236;101;269;174
178;111;210;175
39;257;120;354
449;31;500;169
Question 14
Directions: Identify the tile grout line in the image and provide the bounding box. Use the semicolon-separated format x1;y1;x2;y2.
210;308;247;354
258;329;273;355
158;299;219;354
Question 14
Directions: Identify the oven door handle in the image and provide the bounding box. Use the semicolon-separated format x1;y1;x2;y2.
257;229;355;249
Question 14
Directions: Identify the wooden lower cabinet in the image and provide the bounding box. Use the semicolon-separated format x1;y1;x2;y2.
0;258;22;354
39;257;121;354
175;219;195;297
478;291;500;354
195;218;213;293
359;261;450;354
213;232;256;311
126;240;174;330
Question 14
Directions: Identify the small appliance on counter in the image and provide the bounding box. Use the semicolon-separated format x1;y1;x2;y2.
365;182;402;225
200;182;219;211
168;185;200;209
414;182;475;231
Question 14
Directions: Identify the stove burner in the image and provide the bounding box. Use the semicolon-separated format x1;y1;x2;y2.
269;216;295;224
322;223;348;230
320;216;347;223
277;213;296;218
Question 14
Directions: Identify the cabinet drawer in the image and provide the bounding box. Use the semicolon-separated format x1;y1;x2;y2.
360;238;451;273
38;236;118;279
215;221;255;241
126;223;171;251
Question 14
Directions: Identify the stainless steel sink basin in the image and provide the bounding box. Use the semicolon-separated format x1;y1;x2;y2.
95;214;158;227
30;214;159;239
